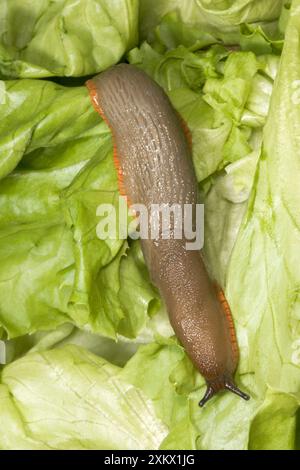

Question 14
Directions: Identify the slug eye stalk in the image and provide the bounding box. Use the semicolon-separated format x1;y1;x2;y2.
199;382;250;407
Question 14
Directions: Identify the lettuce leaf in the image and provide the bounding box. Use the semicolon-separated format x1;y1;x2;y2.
1;0;300;452
139;0;285;46
0;79;161;338
129;43;278;182
0;0;139;78
1;340;299;450
0;345;168;450
192;0;300;449
226;0;300;407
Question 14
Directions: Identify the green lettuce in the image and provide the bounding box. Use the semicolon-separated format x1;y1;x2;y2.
0;79;160;338
129;43;278;183
226;0;300;409
1;0;300;452
139;0;286;47
194;0;300;448
0;0;139;78
0;345;168;450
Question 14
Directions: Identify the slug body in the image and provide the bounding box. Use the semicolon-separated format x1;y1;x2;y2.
87;64;249;406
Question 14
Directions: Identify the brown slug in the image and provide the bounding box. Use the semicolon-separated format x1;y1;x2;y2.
86;64;250;407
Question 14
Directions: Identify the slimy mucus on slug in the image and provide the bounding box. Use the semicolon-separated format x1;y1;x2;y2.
86;64;250;407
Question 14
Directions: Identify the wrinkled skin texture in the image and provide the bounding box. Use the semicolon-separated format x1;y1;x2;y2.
86;64;249;405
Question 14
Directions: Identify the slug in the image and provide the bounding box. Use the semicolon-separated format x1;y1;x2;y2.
86;64;250;407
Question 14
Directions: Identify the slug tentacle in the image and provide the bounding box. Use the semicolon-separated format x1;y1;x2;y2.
199;379;250;407
225;382;250;401
199;386;215;408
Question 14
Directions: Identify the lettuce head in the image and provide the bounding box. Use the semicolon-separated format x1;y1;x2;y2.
0;0;300;451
